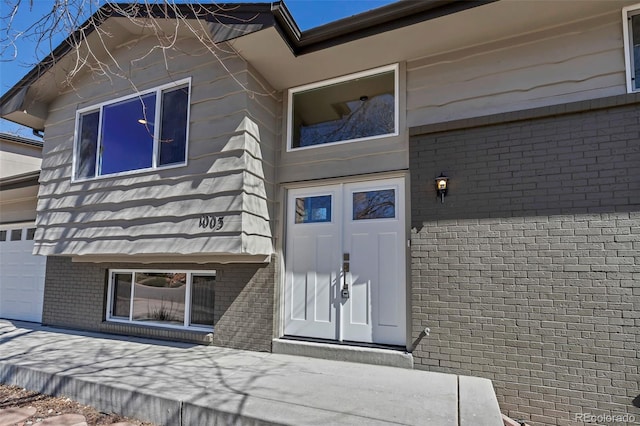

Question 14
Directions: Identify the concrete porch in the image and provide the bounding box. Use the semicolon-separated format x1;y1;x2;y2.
0;320;503;425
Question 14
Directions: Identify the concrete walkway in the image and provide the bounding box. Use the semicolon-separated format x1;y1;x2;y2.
0;321;503;425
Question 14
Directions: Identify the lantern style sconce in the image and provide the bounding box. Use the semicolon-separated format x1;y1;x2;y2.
435;173;449;203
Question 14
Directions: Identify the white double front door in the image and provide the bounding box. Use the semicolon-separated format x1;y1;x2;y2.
284;177;406;346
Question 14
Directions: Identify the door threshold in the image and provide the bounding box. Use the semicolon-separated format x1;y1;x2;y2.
280;335;406;351
273;336;413;369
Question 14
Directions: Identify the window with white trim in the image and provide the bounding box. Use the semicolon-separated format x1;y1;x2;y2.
107;270;215;330
74;79;190;180
623;5;640;92
287;64;398;150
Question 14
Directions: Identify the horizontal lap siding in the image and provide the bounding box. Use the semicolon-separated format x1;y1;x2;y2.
406;12;626;128
36;37;277;257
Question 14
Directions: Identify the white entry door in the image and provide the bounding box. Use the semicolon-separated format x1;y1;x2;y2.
284;177;406;346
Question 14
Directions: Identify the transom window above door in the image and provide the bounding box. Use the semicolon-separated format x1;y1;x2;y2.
73;78;191;181
287;64;398;150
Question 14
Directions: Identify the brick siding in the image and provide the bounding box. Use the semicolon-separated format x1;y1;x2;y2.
42;257;275;352
409;101;640;425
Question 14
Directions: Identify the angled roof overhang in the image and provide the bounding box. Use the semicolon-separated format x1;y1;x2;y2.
0;2;280;131
0;0;499;131
3;0;633;130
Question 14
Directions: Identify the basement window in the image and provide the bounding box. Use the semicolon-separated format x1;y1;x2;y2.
73;79;191;180
623;5;640;92
287;64;398;150
107;270;215;330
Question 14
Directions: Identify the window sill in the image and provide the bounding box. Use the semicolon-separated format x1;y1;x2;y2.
71;161;187;184
99;321;213;345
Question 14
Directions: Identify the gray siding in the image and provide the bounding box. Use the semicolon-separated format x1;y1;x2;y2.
35;38;278;259
409;98;640;425
406;10;626;128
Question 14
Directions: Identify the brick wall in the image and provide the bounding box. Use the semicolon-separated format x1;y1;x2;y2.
42;257;275;351
409;98;640;425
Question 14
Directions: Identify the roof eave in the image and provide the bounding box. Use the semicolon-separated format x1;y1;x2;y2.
273;0;499;56
0;2;282;130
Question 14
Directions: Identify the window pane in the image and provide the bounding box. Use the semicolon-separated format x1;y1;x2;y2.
292;70;395;148
112;273;132;318
132;272;185;325
100;94;156;175
353;189;395;220
0;231;6;242
76;111;99;179
190;275;215;327
10;229;22;241
159;86;189;165
295;195;332;223
633;15;640;90
26;228;36;240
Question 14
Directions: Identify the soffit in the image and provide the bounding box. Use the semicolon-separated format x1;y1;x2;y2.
231;0;633;90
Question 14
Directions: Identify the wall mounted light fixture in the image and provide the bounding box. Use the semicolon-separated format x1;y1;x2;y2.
435;173;449;203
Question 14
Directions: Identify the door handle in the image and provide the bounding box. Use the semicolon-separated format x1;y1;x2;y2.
342;253;350;298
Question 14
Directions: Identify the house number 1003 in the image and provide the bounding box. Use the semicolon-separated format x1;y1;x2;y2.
199;215;224;231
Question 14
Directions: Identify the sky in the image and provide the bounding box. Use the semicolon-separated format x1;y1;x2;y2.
0;0;397;137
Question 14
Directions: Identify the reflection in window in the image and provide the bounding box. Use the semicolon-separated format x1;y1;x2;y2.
291;68;396;148
74;81;190;180
132;272;186;325
101;94;156;175
295;195;332;223
107;270;215;329
112;273;132;318
76;111;99;179
190;275;215;327
159;87;189;165
353;189;395;220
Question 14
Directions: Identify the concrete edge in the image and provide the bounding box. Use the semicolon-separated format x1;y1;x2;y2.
458;375;503;426
272;339;413;369
0;362;182;425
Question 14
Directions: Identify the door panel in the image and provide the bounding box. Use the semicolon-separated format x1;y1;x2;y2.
285;178;406;346
377;232;399;327
314;235;334;323
285;187;340;340
0;228;46;323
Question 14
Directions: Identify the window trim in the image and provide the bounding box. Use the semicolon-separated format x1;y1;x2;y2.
105;268;215;331
72;78;192;182
623;4;640;93
286;64;399;152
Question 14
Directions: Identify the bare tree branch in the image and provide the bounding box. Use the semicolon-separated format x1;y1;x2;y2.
1;0;275;100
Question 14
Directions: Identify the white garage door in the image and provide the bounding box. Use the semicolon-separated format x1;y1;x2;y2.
0;225;46;323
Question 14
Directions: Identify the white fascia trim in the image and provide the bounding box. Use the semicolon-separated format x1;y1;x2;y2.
286;63;400;152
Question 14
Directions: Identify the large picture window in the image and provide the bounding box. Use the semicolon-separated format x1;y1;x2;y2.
107;269;215;330
73;79;190;180
287;64;398;150
623;5;640;92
